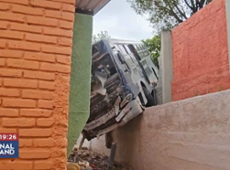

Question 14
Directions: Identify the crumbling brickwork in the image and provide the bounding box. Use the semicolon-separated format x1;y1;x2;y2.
171;0;230;101
0;0;75;169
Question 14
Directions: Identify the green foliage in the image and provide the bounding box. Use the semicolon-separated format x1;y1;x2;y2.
142;35;161;68
127;0;213;31
92;30;111;44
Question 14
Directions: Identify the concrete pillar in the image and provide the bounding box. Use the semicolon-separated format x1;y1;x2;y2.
160;31;173;104
225;0;230;74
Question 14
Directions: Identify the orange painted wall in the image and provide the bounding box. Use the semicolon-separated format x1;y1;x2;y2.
0;0;75;169
171;0;230;101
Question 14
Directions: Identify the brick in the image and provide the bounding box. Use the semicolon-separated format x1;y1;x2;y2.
37;118;54;127
3;99;36;108
7;59;39;70
0;50;23;58
26;33;57;44
11;23;42;33
2;118;35;127
20;109;52;117
30;0;61;9
0;68;22;77
0;58;5;66
0;161;32;170
56;55;71;65
52;148;66;157
59;20;73;30
23;70;55;81
4;78;37;88
12;4;43;16
0;108;19;117
0;41;6;48
54;0;75;4
38;100;53;109
19;149;51;159
0;128;17;133
40;62;71;73
0;0;29;5
63;3;75;12
34;161;53;170
24;52;55;63
39;80;55;90
34;138;54;147
0;2;9;10
54;137;67;148
19;128;52;137
46;10;74;21
27;16;58;27
0;30;23;40
8;41;41;51
22;90;53;100
0;21;8;29
44;27;73;37
0;88;20;97
42;45;72;55
0;11;25;23
19;139;33;148
58;37;72;46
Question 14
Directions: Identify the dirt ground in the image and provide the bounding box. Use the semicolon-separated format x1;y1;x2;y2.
68;147;133;170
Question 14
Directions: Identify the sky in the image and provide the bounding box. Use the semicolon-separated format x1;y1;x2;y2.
93;0;154;41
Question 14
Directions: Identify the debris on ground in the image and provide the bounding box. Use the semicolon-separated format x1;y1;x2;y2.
68;147;133;170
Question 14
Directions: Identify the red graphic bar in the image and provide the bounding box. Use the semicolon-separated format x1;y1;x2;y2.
0;133;18;141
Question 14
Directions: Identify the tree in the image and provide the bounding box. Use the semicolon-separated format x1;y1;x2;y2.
92;31;111;44
127;0;213;31
142;35;161;68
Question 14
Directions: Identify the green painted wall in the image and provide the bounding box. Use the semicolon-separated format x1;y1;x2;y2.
67;13;93;156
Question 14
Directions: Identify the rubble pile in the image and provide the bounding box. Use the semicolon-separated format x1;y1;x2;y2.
69;147;133;170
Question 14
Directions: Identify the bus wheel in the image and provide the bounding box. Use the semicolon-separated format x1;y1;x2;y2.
142;86;155;107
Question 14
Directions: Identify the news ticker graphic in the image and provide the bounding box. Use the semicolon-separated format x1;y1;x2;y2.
0;133;19;158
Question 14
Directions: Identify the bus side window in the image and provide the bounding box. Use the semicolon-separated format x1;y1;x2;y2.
124;45;137;63
117;51;125;64
129;44;141;61
118;45;127;55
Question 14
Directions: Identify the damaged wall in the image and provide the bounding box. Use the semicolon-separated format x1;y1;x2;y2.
171;0;230;101
91;89;230;170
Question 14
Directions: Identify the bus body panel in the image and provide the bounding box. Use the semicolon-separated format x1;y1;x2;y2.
83;38;159;140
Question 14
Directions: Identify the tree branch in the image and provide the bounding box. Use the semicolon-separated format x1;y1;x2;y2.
184;0;194;10
199;0;206;9
189;0;197;14
164;1;183;23
173;1;188;20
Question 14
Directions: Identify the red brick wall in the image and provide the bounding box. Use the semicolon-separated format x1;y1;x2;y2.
0;0;75;169
171;0;230;101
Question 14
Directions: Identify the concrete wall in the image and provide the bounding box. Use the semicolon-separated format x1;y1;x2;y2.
91;89;230;170
68;13;93;156
0;0;75;169
171;0;230;101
